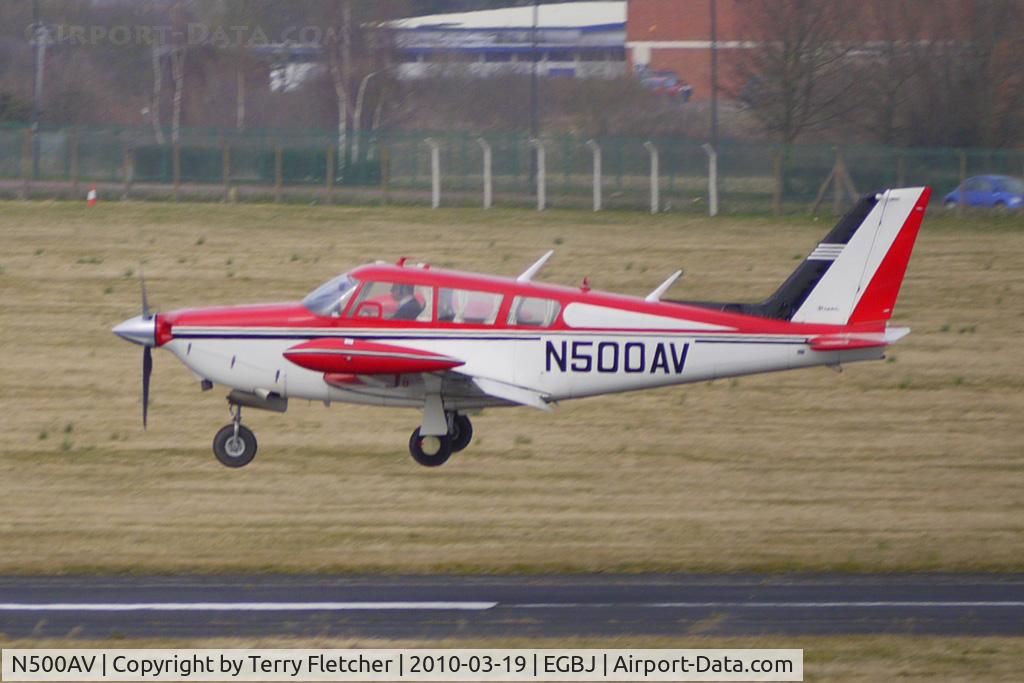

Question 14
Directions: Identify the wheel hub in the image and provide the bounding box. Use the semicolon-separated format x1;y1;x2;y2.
420;436;442;456
224;435;246;457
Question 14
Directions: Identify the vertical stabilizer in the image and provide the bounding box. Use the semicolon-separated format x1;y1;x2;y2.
790;187;930;325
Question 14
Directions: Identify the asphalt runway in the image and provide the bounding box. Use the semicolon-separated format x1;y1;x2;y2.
1;574;1022;640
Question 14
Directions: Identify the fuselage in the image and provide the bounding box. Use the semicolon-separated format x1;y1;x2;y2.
155;263;886;410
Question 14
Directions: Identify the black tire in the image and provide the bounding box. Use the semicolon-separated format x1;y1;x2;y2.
409;427;452;467
213;424;257;468
449;414;473;453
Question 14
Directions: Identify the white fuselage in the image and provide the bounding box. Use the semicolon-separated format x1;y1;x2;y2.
164;328;882;410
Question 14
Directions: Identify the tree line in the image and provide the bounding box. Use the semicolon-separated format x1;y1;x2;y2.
0;0;1021;151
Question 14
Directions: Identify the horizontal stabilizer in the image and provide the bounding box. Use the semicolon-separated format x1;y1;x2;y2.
809;326;911;351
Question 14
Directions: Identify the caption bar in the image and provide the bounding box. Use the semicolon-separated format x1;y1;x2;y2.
2;649;802;682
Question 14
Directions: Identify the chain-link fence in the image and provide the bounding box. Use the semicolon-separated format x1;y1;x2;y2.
1;122;1022;214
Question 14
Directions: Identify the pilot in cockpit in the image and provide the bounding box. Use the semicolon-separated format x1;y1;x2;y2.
391;283;424;320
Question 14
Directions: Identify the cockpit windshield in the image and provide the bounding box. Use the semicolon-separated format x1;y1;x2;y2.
302;273;358;317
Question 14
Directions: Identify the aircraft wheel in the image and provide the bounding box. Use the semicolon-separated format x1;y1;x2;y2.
449;414;473;453
409;428;452;467
213;424;257;468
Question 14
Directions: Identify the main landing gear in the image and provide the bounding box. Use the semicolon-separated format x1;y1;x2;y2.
209;405;471;469
408;413;473;467
213;403;257;468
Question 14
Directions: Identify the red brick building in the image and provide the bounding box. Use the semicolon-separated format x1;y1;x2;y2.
626;0;747;101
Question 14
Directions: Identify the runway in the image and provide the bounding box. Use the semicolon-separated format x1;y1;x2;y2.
1;574;1022;639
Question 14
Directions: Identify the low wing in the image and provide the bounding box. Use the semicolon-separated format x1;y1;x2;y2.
436;371;553;411
285;338;552;411
469;376;553;411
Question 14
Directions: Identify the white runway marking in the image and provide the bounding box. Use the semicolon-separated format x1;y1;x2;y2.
0;602;497;611
0;601;1021;612
510;601;1024;608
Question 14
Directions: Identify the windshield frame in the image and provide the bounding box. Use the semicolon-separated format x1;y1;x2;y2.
302;273;359;318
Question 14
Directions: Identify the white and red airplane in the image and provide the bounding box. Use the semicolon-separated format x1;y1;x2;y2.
113;186;931;468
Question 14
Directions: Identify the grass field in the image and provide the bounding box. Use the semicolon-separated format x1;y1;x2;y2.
0;200;1022;574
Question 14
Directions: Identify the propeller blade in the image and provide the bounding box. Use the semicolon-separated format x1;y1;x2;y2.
140;266;151;319
142;345;152;429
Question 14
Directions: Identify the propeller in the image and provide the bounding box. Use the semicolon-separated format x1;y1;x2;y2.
140;267;153;429
112;267;159;429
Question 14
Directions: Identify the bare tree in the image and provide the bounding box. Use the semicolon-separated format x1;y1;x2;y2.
196;0;277;133
170;46;186;144
150;42;166;144
904;0;1024;147
846;0;929;145
314;0;402;177
326;0;354;174
730;0;859;145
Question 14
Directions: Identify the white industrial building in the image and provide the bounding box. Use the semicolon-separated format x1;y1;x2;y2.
389;1;627;79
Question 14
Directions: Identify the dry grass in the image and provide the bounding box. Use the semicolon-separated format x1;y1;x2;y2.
0;635;1020;682
0;200;1022;573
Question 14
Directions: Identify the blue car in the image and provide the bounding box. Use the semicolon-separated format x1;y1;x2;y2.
944;174;1024;210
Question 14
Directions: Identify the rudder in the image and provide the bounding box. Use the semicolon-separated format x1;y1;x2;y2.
790;187;930;325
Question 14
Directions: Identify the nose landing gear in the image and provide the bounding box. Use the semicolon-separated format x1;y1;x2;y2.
408;413;473;467
213;403;257;468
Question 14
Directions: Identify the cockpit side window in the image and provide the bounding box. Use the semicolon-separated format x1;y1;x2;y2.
349;281;434;322
302;274;358;318
507;296;561;327
438;288;503;324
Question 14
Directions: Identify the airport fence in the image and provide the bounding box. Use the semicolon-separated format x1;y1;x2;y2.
1;122;1022;215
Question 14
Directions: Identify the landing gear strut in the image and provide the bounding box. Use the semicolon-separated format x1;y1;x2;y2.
213;403;257;468
408;413;473;467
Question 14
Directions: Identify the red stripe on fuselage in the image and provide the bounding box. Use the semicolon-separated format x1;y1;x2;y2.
161;265;882;338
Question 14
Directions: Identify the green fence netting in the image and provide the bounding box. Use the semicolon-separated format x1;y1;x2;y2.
1;122;1022;212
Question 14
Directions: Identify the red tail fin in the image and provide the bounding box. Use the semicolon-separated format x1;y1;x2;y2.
848;186;931;324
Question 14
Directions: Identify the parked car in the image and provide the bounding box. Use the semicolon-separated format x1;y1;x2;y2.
944;175;1024;210
640;70;693;101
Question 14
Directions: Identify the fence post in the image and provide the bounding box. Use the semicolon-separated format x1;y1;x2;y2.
832;148;844;215
701;143;719;217
21;128;31;200
221;136;231;202
644;141;660;214
325;144;335;204
957;150;966;218
586;139;602;212
530;139;546;211
424;137;441;209
70;129;80;197
771;151;783;215
476;137;492;209
172;142;181;201
274;143;283;203
380;145;390;206
122;144;133;200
